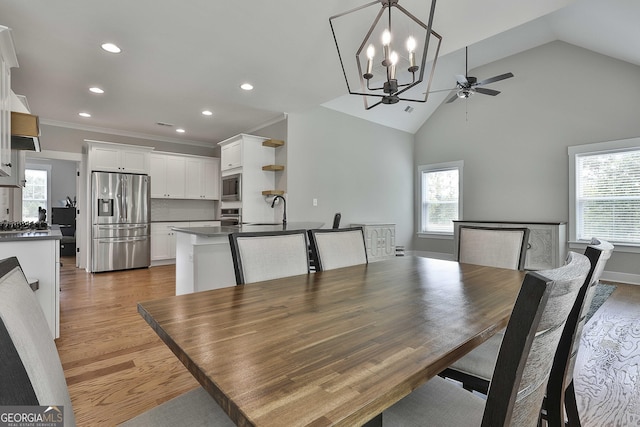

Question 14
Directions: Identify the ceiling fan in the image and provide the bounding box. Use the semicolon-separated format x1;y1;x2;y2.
434;47;514;103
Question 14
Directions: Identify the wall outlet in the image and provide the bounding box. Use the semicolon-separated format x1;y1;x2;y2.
313;198;318;206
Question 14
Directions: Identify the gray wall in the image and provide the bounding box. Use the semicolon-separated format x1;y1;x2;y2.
286;106;414;249
413;41;640;279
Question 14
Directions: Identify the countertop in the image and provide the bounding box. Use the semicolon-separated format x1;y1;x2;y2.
0;228;62;242
172;222;325;237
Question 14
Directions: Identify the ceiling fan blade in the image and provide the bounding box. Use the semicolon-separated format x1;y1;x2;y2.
455;74;468;86
475;87;501;96
446;92;459;103
476;72;514;86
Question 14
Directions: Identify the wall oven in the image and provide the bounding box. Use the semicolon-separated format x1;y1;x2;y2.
221;173;242;201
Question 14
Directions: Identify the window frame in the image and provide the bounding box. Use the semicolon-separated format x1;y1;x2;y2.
22;164;52;223
417;160;463;239
569;137;640;253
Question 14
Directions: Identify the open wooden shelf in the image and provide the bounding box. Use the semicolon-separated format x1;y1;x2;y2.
262;165;285;171
262;190;285;196
262;139;284;148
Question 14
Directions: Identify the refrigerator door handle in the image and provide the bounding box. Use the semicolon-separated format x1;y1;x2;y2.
97;224;147;230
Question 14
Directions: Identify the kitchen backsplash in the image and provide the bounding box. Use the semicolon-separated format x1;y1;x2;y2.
151;199;218;222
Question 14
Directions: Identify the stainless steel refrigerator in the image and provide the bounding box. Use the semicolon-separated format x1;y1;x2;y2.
91;171;150;272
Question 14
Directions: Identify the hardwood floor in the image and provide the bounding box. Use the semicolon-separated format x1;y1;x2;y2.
56;257;640;426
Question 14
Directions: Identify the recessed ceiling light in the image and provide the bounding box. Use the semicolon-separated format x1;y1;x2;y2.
89;87;104;94
202;110;213;116
101;43;121;54
79;112;91;118
240;83;254;91
176;128;186;133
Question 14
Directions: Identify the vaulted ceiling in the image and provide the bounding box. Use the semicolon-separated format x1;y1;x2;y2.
1;0;638;147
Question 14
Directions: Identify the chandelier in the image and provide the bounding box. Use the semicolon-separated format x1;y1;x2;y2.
330;0;442;110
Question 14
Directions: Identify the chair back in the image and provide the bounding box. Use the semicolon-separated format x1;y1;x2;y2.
332;213;341;229
481;252;590;427
229;230;310;285
0;257;76;426
308;227;368;271
459;226;530;270
545;238;614;425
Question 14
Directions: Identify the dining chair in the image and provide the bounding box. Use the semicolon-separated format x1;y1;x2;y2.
544;238;614;427
383;251;591;427
458;225;530;270
0;256;234;427
439;239;613;420
307;227;367;271
228;229;310;285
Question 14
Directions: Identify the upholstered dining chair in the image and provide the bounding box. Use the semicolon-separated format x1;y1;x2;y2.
458;226;530;270
0;256;234;427
228;229;310;285
439;239;613;423
308;227;368;271
383;251;591;427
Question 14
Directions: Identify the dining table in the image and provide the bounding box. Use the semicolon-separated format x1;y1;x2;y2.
138;256;526;426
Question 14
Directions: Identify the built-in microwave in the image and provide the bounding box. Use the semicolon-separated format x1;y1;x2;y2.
221;173;241;201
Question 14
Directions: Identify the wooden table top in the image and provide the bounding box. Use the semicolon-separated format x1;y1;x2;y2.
138;256;525;427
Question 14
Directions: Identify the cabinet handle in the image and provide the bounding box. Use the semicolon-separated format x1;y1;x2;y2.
3;163;11;167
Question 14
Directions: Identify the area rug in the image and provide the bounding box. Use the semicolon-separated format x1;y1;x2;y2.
584;282;616;322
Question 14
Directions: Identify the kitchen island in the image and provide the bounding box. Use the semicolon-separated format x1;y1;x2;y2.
173;222;323;295
0;228;62;338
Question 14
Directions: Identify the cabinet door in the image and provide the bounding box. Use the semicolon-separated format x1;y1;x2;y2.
121;149;149;174
91;146;121;172
202;158;220;200
151;223;180;260
149;155;167;198
0;60;10;177
185;157;204;199
221;140;242;171
165;156;186;198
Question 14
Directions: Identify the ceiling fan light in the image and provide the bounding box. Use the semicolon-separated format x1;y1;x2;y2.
457;88;475;99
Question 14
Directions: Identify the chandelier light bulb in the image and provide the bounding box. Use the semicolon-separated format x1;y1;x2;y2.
382;29;392;67
382;29;391;46
367;44;375;60
406;36;416;53
389;51;399;80
407;36;418;71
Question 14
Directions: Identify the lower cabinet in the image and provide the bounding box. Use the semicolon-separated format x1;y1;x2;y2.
350;223;396;262
453;221;567;270
151;221;220;263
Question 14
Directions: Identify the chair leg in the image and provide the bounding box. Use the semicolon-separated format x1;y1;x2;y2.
564;381;582;427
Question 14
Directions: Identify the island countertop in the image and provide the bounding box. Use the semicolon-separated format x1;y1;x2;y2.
0;228;62;242
172;222;325;237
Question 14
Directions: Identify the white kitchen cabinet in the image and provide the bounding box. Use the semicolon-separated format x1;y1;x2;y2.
453;221;567;270
185;157;220;200
151;222;182;260
220;139;242;171
88;141;151;174
350;223;396;262
0;26;18;177
150;153;186;198
0;237;60;339
0;149;25;187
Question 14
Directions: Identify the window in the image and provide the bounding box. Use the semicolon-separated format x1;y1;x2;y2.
22;166;51;222
418;161;463;236
569;138;640;249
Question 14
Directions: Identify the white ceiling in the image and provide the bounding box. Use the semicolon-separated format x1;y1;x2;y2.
1;0;638;148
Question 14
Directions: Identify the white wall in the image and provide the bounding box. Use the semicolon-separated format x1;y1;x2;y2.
286;106;414;249
413;41;640;280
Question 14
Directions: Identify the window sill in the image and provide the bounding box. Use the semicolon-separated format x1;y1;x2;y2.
417;232;453;240
569;240;640;254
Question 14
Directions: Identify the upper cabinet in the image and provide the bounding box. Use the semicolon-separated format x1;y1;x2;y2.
150;152;220;201
86;140;152;174
185;156;220;200
150;154;186;198
220;139;242;171
0;26;18;177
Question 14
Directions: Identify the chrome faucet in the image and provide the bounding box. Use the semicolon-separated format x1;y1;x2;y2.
271;195;287;225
